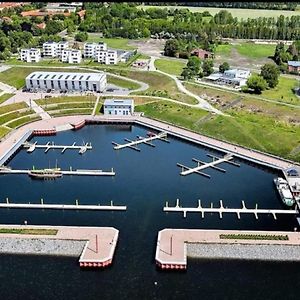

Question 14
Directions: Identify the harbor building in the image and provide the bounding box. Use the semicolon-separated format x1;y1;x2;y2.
61;49;82;64
84;42;107;58
94;50;118;65
20;48;41;62
42;41;69;57
25;71;107;93
103;99;134;116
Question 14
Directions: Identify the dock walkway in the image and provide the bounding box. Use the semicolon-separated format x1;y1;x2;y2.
23;141;92;154
164;199;298;220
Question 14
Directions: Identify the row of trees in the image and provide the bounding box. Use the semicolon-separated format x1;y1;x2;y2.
78;3;300;40
181;56;214;79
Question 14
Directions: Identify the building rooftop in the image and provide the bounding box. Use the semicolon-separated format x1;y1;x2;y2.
104;99;134;106
288;61;300;67
26;71;105;82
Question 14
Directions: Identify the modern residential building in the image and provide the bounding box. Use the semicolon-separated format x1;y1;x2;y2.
205;68;251;87
61;49;82;64
288;61;300;74
94;50;118;64
20;48;41;63
42;41;69;57
83;42;107;58
25;71;107;93
103;99;134;116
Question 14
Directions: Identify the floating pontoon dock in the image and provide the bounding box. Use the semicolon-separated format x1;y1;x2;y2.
23;141;92;154
164;199;298;219
0;166;115;176
177;153;240;177
0;198;126;211
112;132;169;151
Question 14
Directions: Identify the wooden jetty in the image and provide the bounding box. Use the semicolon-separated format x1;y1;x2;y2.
177;153;240;177
0;198;126;211
23;141;92;154
0;166;115;177
164;199;298;220
112;131;169;151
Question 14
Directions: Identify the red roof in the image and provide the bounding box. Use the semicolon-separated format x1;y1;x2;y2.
36;22;46;29
21;9;71;17
0;2;24;9
77;10;85;18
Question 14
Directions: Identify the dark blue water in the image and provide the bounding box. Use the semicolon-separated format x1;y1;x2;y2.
0;124;299;300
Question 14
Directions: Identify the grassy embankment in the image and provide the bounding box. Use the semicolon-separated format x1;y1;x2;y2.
135;99;300;162
0;228;58;235
36;95;97;117
219;234;289;240
0;102;41;137
0;93;15;104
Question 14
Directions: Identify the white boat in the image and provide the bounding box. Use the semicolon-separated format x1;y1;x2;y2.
273;177;295;207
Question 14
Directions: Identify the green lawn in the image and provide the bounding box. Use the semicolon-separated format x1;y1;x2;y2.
0;103;28;115
107;75;140;90
0;228;57;235
260;76;300;104
136;101;300;162
235;43;276;59
86;35;136;50
154;59;187;76
138;5;300;19
49;108;93;117
215;44;233;57
0;93;14;104
0;110;35;126
44;102;94;111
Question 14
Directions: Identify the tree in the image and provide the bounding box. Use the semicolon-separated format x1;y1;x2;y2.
202;59;214;76
260;63;280;88
75;31;88;42
219;61;230;73
246;74;268;94
274;42;285;64
181;67;193;80
187;56;201;76
164;39;179;57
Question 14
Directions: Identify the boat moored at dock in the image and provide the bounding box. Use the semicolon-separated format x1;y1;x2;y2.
273;177;295;207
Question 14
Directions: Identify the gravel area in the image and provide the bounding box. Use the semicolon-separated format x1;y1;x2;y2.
0;238;86;257
187;243;300;261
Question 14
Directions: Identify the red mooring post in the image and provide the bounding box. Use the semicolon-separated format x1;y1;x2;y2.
96;234;99;253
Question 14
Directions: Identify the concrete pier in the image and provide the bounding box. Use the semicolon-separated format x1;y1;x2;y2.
0;199;126;211
0;224;119;268
23;141;92;154
112;131;168;151
155;229;300;270
164;199;298;219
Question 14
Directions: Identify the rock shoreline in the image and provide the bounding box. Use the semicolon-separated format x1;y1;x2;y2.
0;238;86;257
187;243;300;261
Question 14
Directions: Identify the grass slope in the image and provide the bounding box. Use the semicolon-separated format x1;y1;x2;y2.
154;59;187;76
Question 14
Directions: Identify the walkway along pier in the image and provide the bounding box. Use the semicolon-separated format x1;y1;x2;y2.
0;166;115;177
177;153;240;177
155;229;300;270
0;224;119;268
23;141;92;154
112;131;169;151
164;199;298;220
0;198;126;211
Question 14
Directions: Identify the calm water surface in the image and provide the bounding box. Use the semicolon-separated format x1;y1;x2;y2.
0;124;299;300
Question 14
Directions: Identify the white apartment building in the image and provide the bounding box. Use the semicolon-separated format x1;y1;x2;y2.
83;42;107;58
42;41;69;57
61;49;82;64
25;71;107;93
94;50;118;65
20;48;41;63
103;99;134;116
